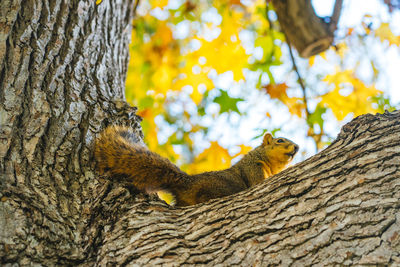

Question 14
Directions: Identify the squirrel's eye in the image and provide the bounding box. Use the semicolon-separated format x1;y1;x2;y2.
277;139;284;143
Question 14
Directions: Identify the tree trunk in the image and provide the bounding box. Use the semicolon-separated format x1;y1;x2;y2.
0;0;141;265
1;0;399;266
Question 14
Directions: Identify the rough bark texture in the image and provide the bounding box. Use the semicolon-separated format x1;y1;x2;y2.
1;0;399;266
93;111;400;266
0;0;142;265
272;0;334;58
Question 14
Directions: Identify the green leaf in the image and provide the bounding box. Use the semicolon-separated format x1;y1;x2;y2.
265;68;275;84
198;106;206;116
307;104;327;129
213;89;244;114
371;94;397;113
255;36;273;55
253;127;281;140
139;96;154;109
170;132;185;145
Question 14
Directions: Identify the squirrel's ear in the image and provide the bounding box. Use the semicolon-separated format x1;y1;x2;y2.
262;133;273;146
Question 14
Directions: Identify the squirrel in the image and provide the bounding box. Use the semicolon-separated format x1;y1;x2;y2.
94;125;299;206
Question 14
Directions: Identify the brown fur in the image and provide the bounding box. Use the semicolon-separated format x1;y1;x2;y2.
95;125;298;206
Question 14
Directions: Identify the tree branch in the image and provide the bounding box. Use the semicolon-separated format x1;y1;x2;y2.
329;0;343;32
134;0;140;15
286;40;310;118
272;0;334;57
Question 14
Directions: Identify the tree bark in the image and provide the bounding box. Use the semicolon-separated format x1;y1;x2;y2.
1;0;399;266
0;0;141;265
271;0;336;58
93;111;400;266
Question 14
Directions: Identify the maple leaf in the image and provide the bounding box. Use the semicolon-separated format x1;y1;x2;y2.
375;22;400;46
187;141;232;174
233;144;253;158
213;89;244;114
321;70;382;120
307;105;327;129
264;83;288;100
150;0;169;9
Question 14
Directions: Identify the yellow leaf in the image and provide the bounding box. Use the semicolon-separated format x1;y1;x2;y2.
319;51;327;60
150;0;169;8
233;144;253;158
187;142;232;174
309;55;316;67
193;38;247;81
321;71;382;120
282;97;306;118
375;22;400;46
157;190;176;206
96;0;102;5
323;69;352;86
190;87;203;105
336;42;348;59
126;20;181;104
173;67;214;95
191;9;249;81
152;64;177;95
247;0;269;28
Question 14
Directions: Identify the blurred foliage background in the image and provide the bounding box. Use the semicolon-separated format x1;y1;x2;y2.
125;0;399;173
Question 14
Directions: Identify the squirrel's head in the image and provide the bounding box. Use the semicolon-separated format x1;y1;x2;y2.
262;133;299;164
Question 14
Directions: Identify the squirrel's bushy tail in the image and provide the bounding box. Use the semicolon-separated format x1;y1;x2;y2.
94;125;187;191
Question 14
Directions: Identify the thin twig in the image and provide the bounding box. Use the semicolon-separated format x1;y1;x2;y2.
133;0;140;16
265;1;272;29
266;0;310;117
329;0;343;32
286;39;310;117
266;1;323;148
265;1;278;62
287;40;327;150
